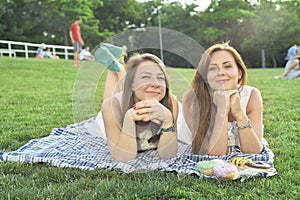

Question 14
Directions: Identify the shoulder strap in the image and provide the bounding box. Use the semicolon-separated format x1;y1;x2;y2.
240;85;253;113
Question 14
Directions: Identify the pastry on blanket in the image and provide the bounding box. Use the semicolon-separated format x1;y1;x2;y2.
196;160;219;175
212;161;238;180
230;157;271;172
196;160;238;180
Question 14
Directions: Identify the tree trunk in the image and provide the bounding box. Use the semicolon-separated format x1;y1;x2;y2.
271;54;277;68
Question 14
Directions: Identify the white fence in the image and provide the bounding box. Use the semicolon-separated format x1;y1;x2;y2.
0;40;74;60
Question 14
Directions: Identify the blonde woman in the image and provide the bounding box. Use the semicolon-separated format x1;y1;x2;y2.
100;53;178;161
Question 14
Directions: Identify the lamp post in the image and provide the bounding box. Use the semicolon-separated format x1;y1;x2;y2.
157;5;164;62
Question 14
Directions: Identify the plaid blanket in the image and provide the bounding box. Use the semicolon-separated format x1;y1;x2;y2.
0;118;277;181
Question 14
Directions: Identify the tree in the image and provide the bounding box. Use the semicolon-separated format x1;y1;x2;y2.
1;0;300;69
134;1;203;67
31;0;100;46
0;0;31;42
194;0;254;50
241;0;300;67
93;0;143;33
0;0;100;47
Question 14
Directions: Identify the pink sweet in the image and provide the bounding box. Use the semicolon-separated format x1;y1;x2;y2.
213;161;238;179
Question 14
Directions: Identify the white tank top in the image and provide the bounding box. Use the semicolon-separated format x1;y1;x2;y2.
94;93;158;151
177;85;254;145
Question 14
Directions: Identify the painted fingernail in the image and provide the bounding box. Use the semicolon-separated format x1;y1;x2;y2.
133;104;136;110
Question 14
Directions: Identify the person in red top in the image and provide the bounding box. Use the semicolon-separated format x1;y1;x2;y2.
69;17;84;67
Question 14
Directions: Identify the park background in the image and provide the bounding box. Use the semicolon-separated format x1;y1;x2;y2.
0;0;299;199
1;0;300;67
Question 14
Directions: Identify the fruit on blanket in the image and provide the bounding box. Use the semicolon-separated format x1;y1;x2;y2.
230;157;271;172
196;159;238;180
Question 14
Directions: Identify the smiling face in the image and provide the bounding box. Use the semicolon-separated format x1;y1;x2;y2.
132;60;166;102
206;50;242;91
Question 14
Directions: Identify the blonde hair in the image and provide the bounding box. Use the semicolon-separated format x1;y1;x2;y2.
190;42;247;154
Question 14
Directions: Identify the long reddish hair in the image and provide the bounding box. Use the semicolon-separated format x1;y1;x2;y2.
190;42;247;154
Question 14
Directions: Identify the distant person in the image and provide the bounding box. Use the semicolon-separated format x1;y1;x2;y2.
79;46;94;61
69;17;84;67
35;43;46;59
275;49;300;79
44;48;59;59
285;44;298;62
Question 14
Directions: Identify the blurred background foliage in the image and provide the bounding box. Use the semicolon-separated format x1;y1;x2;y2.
1;0;299;68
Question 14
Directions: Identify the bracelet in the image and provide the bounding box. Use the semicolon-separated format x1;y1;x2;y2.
156;123;175;136
235;118;252;130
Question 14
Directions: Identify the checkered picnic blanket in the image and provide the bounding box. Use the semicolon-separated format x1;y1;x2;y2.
0;118;277;181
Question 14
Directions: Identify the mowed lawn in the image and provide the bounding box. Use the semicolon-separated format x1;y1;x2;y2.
0;57;299;199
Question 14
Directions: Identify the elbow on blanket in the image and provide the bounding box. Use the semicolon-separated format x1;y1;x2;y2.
241;146;263;154
111;151;137;162
157;146;178;160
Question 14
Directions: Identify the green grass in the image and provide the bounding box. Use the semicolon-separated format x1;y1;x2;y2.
0;57;299;199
